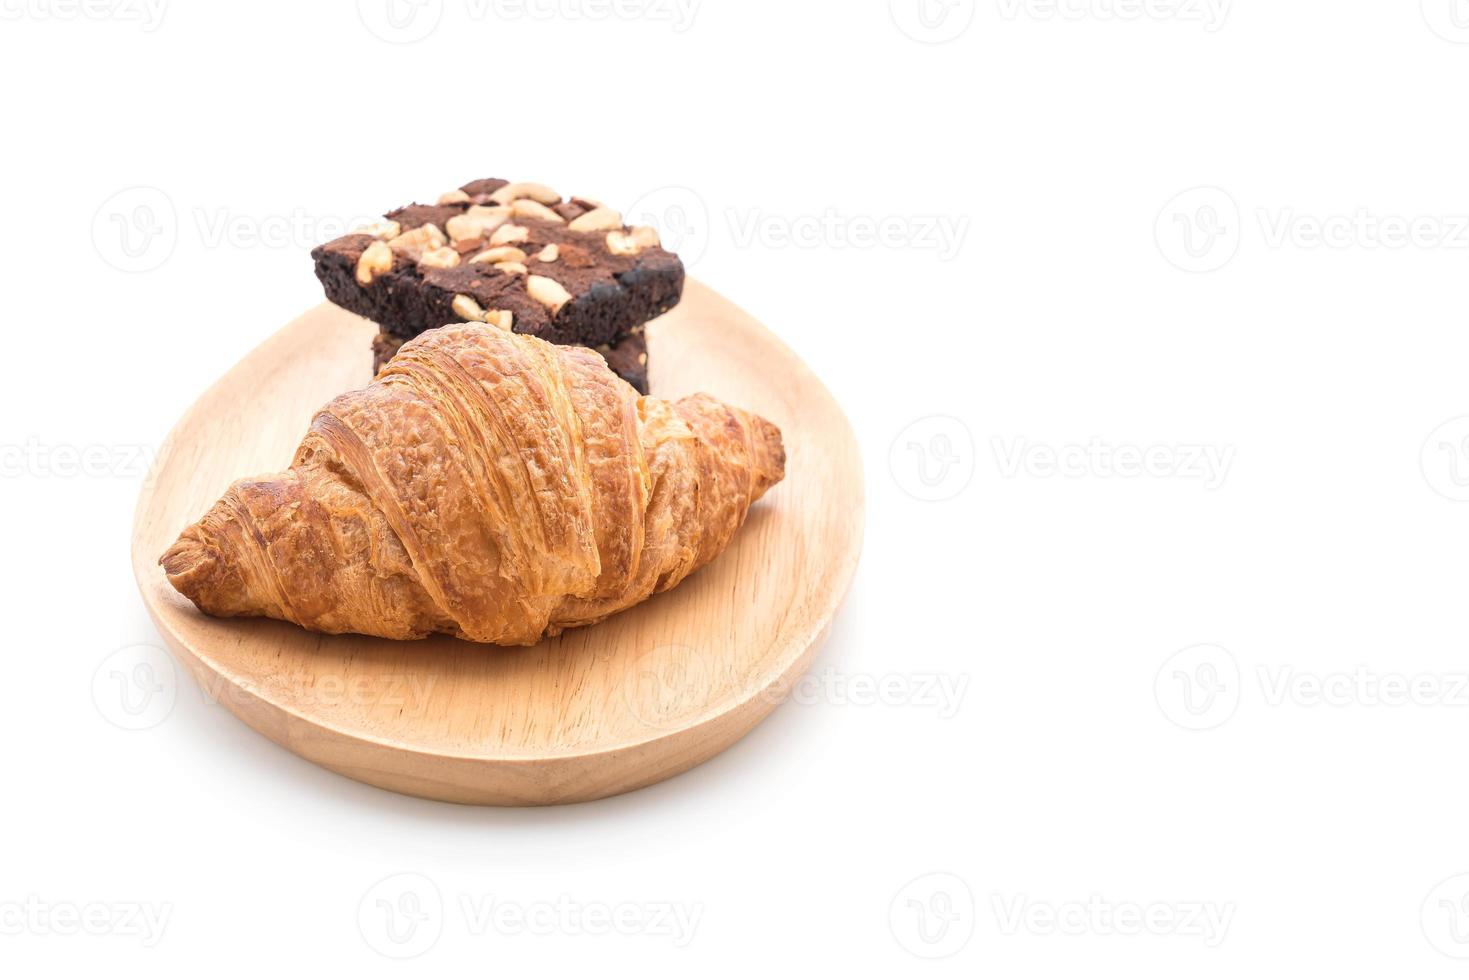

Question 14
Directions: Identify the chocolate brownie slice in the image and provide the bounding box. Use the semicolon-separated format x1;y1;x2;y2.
595;330;650;395
312;178;682;391
371;326;651;394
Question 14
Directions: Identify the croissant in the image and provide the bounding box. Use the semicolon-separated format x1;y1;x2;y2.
160;322;785;645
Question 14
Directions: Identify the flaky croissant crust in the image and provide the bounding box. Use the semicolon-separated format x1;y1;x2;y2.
161;323;785;645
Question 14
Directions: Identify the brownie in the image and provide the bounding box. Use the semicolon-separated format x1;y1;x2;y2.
596;330;649;394
311;178;683;391
371;326;650;395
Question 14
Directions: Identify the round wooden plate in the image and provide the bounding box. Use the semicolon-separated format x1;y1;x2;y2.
131;280;863;805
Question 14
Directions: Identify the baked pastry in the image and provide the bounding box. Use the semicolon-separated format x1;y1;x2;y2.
312;178;683;393
160;322;784;646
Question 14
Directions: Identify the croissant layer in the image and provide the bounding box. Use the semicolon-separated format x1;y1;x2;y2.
161;323;785;645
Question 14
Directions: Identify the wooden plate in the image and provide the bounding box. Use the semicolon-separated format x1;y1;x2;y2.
130;280;863;805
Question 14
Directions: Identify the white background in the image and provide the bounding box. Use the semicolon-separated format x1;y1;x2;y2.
4;0;1469;975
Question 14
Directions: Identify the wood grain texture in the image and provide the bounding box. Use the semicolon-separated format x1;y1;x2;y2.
130;280;864;805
